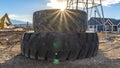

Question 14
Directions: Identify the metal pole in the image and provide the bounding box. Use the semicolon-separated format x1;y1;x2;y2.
72;0;74;9
76;0;79;10
94;10;97;32
86;0;88;16
100;0;106;38
66;0;69;9
86;0;88;29
100;0;105;31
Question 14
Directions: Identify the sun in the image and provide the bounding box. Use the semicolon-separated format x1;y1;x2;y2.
59;3;66;11
47;0;66;11
60;8;65;11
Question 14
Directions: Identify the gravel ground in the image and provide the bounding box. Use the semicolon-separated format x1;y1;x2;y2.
0;31;120;68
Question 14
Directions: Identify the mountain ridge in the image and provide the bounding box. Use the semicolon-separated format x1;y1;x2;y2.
11;19;32;25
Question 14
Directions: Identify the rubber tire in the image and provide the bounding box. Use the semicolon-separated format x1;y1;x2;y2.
21;32;99;61
33;9;87;32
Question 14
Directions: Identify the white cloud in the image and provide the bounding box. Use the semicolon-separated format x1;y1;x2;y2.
47;0;67;9
102;0;120;6
47;0;120;8
9;14;19;19
9;14;32;23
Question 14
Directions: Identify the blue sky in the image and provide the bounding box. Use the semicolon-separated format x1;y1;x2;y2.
0;0;48;22
0;0;120;23
104;3;120;19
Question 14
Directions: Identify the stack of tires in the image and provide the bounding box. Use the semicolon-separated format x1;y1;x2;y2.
21;9;99;61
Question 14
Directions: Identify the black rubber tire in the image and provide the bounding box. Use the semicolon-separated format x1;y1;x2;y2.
21;32;99;61
33;9;87;32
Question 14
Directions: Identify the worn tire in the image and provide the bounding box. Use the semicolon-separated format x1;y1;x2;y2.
21;32;99;61
33;9;87;32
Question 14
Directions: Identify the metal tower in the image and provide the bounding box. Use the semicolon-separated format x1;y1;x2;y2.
66;0;104;19
66;0;105;32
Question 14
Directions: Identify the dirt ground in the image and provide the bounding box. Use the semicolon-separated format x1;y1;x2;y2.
0;31;120;68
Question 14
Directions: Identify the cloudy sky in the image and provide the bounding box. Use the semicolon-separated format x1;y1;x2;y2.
0;0;120;23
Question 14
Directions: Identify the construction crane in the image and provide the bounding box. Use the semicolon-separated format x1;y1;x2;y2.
0;13;13;29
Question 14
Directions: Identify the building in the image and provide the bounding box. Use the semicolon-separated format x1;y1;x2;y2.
88;17;120;33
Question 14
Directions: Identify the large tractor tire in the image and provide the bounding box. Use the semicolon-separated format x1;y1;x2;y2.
33;9;87;32
21;32;99;61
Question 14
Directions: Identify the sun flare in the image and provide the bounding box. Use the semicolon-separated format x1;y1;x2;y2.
59;4;66;11
47;0;66;11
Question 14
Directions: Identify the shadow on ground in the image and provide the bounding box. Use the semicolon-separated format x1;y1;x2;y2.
0;50;120;68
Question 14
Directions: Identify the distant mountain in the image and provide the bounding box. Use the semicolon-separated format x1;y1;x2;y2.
11;20;32;27
11;20;32;25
